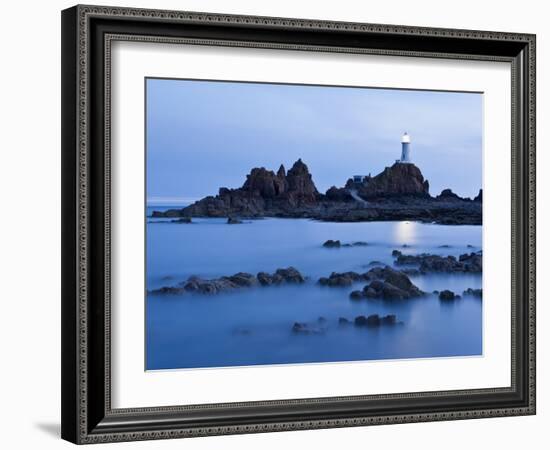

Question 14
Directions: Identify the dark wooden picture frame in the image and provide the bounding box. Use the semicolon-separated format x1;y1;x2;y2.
61;4;536;444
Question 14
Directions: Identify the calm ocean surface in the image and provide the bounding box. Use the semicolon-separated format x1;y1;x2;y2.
146;206;482;370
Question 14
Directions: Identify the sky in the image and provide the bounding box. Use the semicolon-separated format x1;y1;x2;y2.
146;78;483;204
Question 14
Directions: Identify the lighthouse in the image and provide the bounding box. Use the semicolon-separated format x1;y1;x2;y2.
400;132;411;163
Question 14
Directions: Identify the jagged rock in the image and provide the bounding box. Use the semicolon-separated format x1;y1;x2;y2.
274;267;305;283
439;290;457;301
323;239;341;248
474;189;483;202
151;158;482;225
436;189;465;201
227;217;243;224
325;186;353;202
319;271;366;287
348;266;425;300
338;317;351;325
393;251;482;273
257;267;305;285
357;163;430;199
152;267;304;295
463;288;483;298
392;250;402;257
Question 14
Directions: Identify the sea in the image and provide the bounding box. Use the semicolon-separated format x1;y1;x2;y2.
146;205;482;370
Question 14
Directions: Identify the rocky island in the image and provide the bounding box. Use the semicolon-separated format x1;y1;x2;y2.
152;159;482;225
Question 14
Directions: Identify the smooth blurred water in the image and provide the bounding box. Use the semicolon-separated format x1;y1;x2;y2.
146;207;482;370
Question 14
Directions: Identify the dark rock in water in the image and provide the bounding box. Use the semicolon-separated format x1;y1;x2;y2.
439;290;457;301
438;244;452;248
324;240;368;248
368;260;385;266
153;267;305;295
392;250;403;257
226;272;257;287
338;317;351;325
319;271;366;287
227;217;243;224
171;217;192;224
317;316;327;324
381;314;397;325
348;266;425;300
257;267;305;285
433;290;439;295
257;271;283;286
393;251;482;273
463;288;483;298
275;267;305;283
354;314;398;327
292;321;325;335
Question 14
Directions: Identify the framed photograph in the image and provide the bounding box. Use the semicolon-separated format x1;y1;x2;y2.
61;5;536;444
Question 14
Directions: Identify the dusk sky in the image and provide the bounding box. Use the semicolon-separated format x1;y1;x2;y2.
146;78;482;204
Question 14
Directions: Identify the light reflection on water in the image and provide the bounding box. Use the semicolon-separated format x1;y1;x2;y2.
146;216;482;370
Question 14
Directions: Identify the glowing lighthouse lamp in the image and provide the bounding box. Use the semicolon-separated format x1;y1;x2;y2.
399;132;412;163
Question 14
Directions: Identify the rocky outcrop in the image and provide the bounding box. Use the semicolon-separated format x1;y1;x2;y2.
151;158;482;225
393;251;482;273
323;239;342;248
439;290;459;301
436;189;464;201
257;267;305;285
319;271;367;287
325;186;353;202
357;163;430;199
463;288;482;298
349;266;425;300
151;267;305;295
163;159;321;218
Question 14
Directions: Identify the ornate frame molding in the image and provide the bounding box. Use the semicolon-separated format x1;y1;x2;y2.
62;4;536;444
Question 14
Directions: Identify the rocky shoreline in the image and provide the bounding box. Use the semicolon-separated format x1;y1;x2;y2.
151;159;482;225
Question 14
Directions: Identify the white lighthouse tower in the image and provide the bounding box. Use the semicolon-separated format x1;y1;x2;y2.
400;132;411;163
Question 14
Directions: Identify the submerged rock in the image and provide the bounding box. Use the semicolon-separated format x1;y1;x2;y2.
354;314;399;327
292;321;325;335
227;217;243;224
463;288;483;298
323;239;341;248
439;290;458;301
392;251;482;273
171;217;192;224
